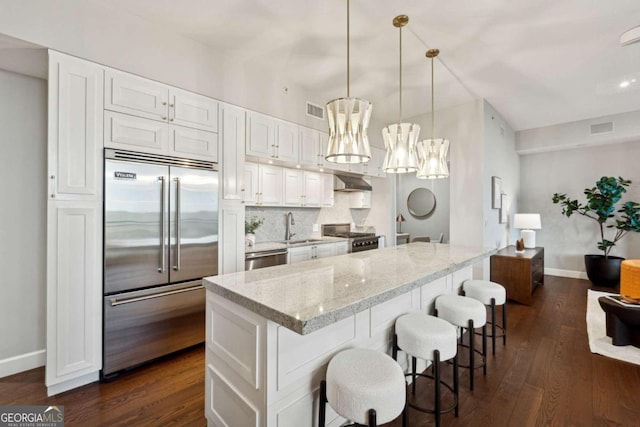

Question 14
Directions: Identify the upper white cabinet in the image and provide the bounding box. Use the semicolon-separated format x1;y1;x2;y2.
246;111;276;158
350;191;372;209
299;127;321;167
221;104;246;201
104;69;218;132
275;121;299;163
48;51;104;200
243;162;258;205
104;111;218;162
170;87;218;132
322;174;334;207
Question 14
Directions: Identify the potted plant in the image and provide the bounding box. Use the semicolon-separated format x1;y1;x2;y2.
552;176;640;287
245;216;264;247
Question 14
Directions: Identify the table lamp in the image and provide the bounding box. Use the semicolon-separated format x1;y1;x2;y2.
396;214;406;232
513;213;541;249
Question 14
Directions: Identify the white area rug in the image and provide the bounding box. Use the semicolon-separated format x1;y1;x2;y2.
586;290;640;365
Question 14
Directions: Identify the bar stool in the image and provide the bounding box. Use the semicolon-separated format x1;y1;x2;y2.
393;312;459;427
319;348;407;427
435;294;487;390
463;279;507;355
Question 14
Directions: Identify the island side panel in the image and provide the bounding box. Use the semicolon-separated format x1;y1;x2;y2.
205;265;472;427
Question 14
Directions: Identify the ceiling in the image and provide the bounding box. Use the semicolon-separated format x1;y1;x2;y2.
47;1;640;130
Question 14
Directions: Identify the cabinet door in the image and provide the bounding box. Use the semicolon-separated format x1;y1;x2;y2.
299;127;320;167
220;202;245;274
246;111;275;158
104;111;168;154
49;51;104;200
314;244;336;259
244;163;259;205
303;172;322;207
170;87;218;132
284;169;304;206
169;125;218;162
276;121;299;163
287;246;312;264
46;200;102;391
321;174;334;207
104;68;169;121
221;104;246;200
335;241;349;255
259;164;283;206
318;132;329;169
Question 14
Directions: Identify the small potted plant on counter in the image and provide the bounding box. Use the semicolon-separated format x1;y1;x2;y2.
245;216;264;247
552;176;640;287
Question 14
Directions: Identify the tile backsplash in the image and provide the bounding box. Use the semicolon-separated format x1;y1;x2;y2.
246;192;372;242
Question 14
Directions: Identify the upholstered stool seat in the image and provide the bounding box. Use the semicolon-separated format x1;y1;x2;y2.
463;279;507;355
435;294;487;390
319;348;407;427
394;312;459;427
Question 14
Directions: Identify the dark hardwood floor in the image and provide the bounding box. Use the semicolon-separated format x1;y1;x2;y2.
1;276;639;426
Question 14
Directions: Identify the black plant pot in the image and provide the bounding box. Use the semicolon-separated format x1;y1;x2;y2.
584;255;625;288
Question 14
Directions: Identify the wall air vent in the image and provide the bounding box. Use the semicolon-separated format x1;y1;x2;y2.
590;121;614;136
306;101;325;120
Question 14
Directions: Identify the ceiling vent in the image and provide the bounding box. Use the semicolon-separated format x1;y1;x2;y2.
590;121;614;136
306;101;325;120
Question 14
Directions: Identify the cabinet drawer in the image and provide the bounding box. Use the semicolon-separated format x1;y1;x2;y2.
105;69;169;121
170;126;218;162
104;111;168;154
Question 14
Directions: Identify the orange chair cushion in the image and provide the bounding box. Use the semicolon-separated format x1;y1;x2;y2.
620;260;640;303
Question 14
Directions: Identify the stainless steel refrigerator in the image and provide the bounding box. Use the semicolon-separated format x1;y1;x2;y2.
103;149;218;378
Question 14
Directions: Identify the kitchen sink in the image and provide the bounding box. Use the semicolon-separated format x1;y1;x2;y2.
283;239;323;245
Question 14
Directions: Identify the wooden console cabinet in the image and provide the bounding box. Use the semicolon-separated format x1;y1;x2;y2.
490;246;544;305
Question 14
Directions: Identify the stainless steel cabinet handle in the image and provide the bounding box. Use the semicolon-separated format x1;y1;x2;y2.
174;177;181;271
110;284;203;306
159;176;166;273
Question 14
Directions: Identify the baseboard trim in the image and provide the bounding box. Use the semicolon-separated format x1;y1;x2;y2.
47;371;99;396
0;349;46;379
545;268;588;280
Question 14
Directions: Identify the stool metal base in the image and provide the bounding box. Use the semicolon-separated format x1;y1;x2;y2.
473;298;507;355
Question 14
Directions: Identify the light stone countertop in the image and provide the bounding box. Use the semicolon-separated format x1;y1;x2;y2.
205;243;496;335
245;236;348;255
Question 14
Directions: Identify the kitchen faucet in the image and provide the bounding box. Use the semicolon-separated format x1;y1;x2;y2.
285;212;296;241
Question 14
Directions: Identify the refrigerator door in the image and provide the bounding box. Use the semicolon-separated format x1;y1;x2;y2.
105;160;169;294
169;166;218;283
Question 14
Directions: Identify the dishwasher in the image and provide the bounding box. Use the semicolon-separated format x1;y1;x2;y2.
245;249;288;271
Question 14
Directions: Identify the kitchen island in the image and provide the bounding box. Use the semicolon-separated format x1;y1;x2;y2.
204;243;495;427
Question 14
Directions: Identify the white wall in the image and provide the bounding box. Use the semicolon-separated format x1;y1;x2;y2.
0;70;47;376
395;174;449;242
0;0;327;131
519;139;640;276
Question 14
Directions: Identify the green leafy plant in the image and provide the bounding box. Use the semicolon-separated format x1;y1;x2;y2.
245;216;264;234
552;176;640;258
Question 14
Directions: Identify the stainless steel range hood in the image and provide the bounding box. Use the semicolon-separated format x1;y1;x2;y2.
334;174;372;192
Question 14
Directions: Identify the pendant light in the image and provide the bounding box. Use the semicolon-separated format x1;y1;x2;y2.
382;15;420;174
416;49;449;179
325;0;372;164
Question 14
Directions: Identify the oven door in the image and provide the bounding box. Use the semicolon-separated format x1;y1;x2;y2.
102;280;205;377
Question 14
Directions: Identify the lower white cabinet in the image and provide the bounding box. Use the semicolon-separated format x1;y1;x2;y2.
287;243;338;264
219;201;245;274
46;200;102;395
335;241;349;255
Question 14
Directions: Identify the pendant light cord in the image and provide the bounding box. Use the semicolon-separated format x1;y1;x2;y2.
399;23;402;123
347;0;350;97
431;56;434;140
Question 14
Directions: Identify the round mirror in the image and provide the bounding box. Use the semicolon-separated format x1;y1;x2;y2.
407;188;436;218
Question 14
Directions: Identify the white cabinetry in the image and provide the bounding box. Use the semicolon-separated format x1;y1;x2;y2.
47;51;104;395
244;163;284;206
287;243;338;264
335;241;349;255
275;120;299;163
220;104;245;200
219;203;245;274
322;174;335;207
303;172;322;206
104;69;218;132
283;169;304;206
299;127;327;168
350;191;372;208
246;111;276;158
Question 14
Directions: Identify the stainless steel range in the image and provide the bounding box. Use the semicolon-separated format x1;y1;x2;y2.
321;223;379;253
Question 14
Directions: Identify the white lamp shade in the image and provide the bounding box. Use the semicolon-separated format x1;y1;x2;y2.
382;122;420;173
325;97;372;164
416;138;449;179
513;213;541;230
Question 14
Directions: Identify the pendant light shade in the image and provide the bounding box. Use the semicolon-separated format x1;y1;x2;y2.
383;15;420;174
417;49;449;179
325;0;372;164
